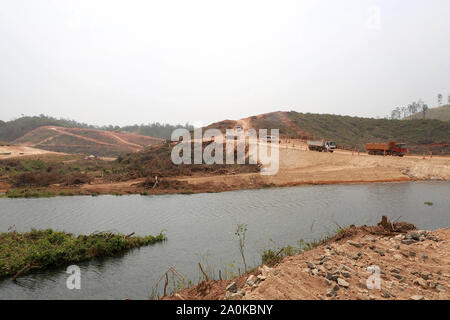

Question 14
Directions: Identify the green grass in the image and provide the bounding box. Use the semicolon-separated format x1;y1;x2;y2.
424;201;433;206
1;188;57;198
0;229;166;278
261;238;321;266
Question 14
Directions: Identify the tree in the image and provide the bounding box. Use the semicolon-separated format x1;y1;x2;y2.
408;102;418;117
235;223;248;272
422;103;429;119
438;93;443;106
390;107;401;120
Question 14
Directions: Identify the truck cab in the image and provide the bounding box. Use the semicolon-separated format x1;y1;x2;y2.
393;143;407;156
324;141;336;152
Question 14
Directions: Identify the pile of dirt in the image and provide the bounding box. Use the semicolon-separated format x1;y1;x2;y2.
163;217;449;300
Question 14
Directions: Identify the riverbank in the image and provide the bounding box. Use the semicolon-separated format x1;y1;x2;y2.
164;219;449;300
0;229;165;279
2;145;449;197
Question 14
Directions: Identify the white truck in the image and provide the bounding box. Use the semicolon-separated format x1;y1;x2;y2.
307;140;336;152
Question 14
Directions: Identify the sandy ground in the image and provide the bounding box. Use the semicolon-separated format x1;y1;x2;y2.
0;146;64;159
177;141;450;189
166;222;450;300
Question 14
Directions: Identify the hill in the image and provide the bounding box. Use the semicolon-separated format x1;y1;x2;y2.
405;104;450;121
206;111;450;154
0;115;194;142
12;126;163;157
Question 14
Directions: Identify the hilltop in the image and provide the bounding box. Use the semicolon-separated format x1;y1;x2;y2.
405;105;450;122
12;126;163;157
0;115;193;142
206;111;450;154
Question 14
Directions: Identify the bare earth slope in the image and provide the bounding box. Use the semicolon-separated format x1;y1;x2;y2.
166;222;449;300
12;126;164;157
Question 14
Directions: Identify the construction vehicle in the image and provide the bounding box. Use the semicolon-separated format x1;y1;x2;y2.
365;141;407;157
307;140;336;152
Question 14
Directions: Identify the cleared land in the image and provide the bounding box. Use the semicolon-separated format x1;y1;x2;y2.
12;126;163;157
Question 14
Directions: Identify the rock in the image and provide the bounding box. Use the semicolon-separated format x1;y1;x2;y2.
410;295;424;300
337;278;349;288
387;289;397;298
381;289;390;298
391;269;400;274
257;275;266;282
392;274;403;281
420;273;432;280
326;288;336;297
332;284;340;292
306;261;315;269
226;282;238;293
311;269;319;276
393;245;400;250
273;270;280;276
259;265;272;277
246;275;257;286
420;253;428;259
410;233;420;241
409;251;416;257
413;278;427;289
325;279;332;286
374;249;385;256
326;272;339;282
352;253;362;260
435;284;445;292
225;291;233;300
401;239;416;245
341;264;353;272
341;271;351;278
393;254;403;260
231;292;244;300
348;241;363;248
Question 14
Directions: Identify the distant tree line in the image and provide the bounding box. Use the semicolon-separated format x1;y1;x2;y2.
389;92;450;120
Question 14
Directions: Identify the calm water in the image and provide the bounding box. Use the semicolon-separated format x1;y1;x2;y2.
0;181;449;299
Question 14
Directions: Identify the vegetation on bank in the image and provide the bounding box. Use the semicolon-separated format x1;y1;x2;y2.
0;229;166;279
0;142;260;194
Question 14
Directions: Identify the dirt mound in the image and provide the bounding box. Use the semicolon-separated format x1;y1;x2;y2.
164;217;449;300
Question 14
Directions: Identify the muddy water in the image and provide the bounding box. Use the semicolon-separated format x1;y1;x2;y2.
0;181;449;299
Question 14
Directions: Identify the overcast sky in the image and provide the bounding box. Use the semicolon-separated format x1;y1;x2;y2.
1;0;450;127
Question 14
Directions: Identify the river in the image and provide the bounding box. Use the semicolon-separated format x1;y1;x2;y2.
0;181;449;299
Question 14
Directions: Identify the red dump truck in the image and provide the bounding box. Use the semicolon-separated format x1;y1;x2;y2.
365;141;407;157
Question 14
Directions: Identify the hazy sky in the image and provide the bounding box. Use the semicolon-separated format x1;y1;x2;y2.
1;0;450;127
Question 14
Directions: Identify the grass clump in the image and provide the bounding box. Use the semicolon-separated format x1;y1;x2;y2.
424;201;433;206
3;188;56;198
0;229;166;278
